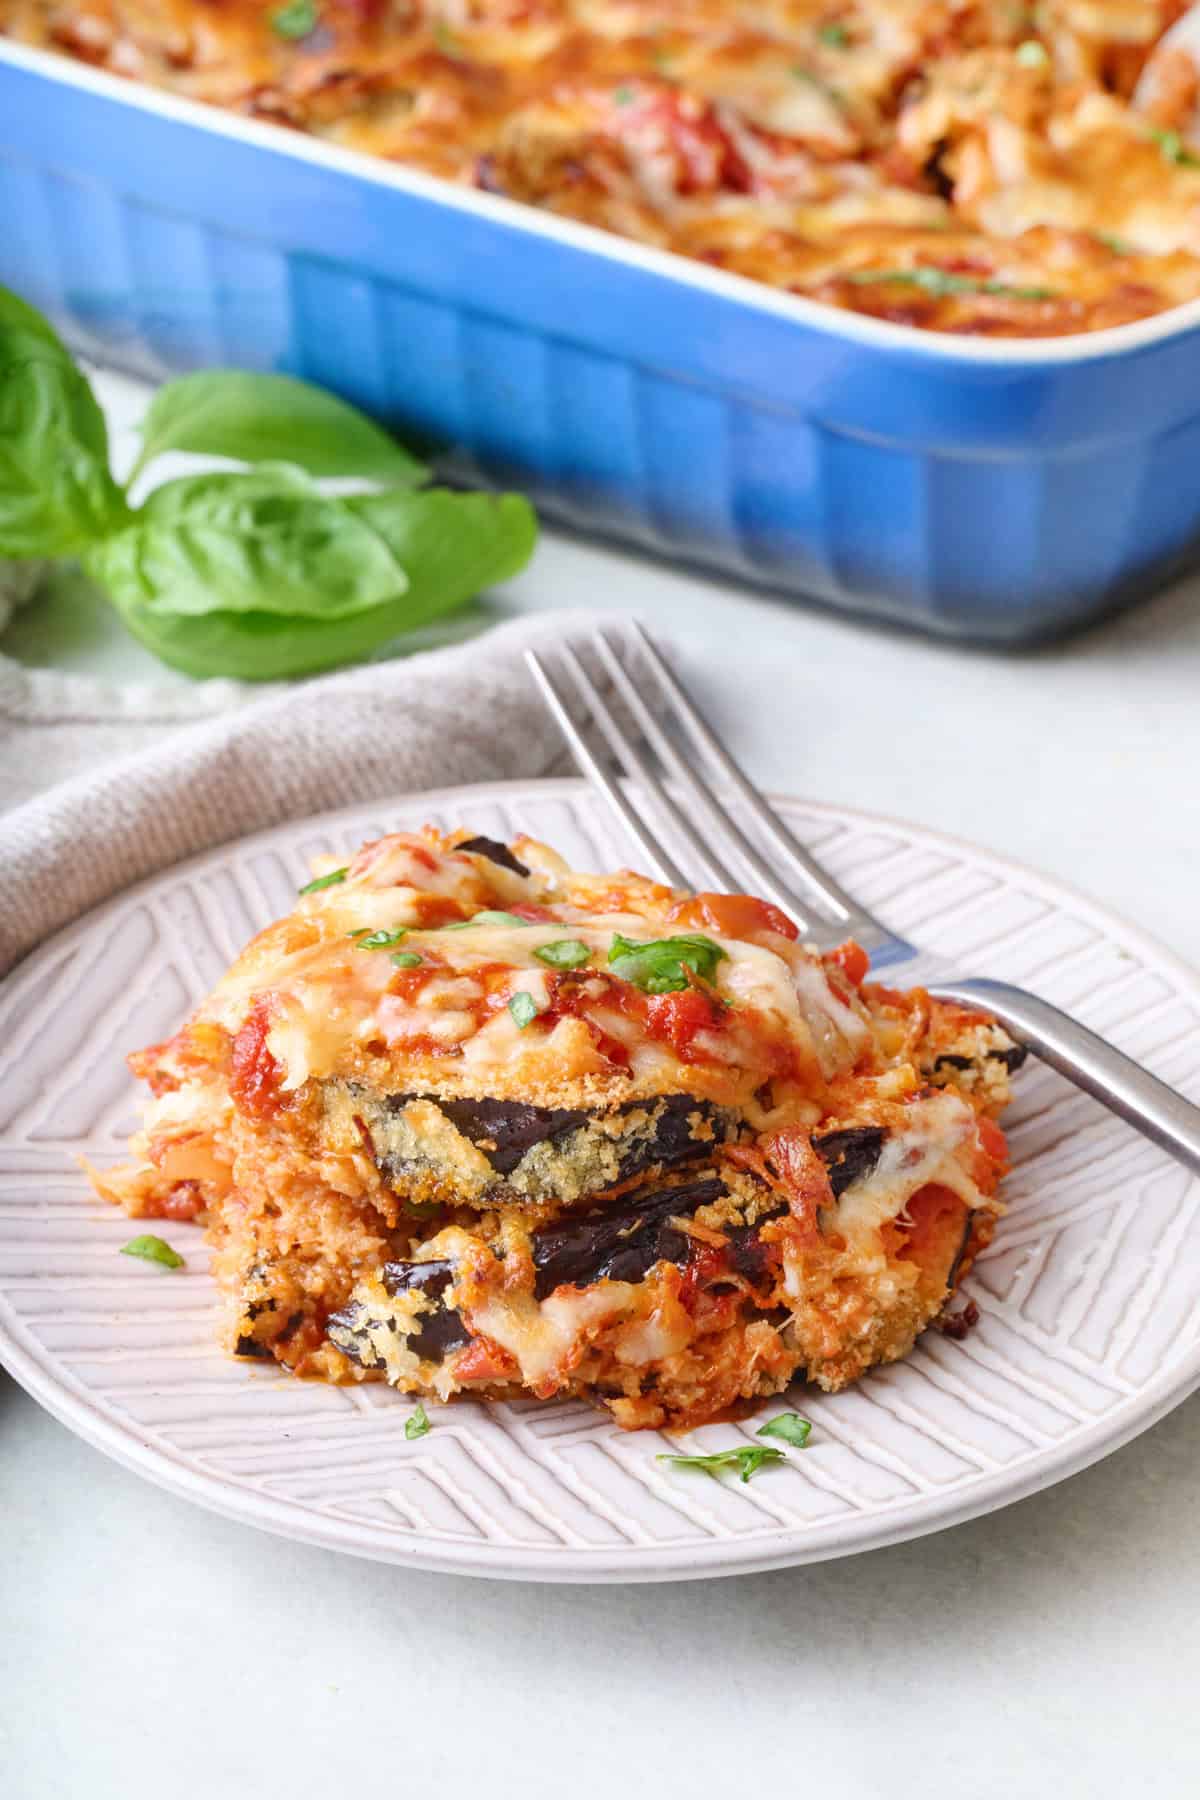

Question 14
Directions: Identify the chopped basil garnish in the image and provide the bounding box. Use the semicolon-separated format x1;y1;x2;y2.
120;1234;185;1270
508;991;540;1029
271;0;319;37
614;84;635;105
468;910;531;928
1014;39;1048;67
847;268;1054;301
818;21;849;46
607;932;726;995
391;951;423;968
405;1401;431;1440
354;927;407;951
757;1412;813;1448
299;865;348;894
657;1446;786;1484
533;938;591;970
1149;126;1200;169
1096;232;1131;255
434;19;464;57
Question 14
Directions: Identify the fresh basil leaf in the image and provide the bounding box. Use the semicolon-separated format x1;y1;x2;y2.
0;337;128;556
391;951;423;968
0;285;70;351
355;927;407;950
345;487;537;620
534;938;591;969
469;910;531;928
272;0;319;37
608;933;726;995
86;471;409;622
95;482;536;681
120;1234;185;1270
657;1446;785;1483
405;1400;431;1440
299;866;348;894
132;371;426;485
508;991;539;1029
818;20;849;45
756;1413;812;1448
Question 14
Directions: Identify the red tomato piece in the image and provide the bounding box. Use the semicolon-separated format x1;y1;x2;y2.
644;987;722;1057
229;1000;284;1121
828;939;870;986
675;891;799;942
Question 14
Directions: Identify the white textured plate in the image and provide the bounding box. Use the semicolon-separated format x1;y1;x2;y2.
3;778;1199;1583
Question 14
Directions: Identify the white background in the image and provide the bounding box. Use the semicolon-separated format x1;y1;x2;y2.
4;373;1200;1797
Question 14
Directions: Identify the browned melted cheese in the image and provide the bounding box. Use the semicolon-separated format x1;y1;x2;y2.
5;0;1200;336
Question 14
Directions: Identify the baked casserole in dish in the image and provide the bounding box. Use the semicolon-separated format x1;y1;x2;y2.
3;5;1200;634
93;827;1022;1429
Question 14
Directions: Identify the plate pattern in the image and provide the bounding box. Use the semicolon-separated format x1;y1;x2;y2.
2;779;1199;1581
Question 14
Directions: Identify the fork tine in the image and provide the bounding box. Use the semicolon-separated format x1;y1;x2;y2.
627;621;868;930
555;643;746;893
592;631;820;930
524;650;689;887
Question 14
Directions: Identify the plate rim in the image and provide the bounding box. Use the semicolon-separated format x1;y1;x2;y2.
3;775;1198;1583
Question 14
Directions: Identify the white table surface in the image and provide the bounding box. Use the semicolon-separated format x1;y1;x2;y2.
4;373;1200;1799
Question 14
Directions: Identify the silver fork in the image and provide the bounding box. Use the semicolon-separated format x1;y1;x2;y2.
526;623;1200;1178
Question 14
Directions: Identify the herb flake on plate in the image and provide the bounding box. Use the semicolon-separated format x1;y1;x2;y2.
657;1446;786;1484
120;1234;185;1270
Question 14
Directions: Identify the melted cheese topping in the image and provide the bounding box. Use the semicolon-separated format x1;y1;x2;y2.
187;829;884;1109
6;0;1200;336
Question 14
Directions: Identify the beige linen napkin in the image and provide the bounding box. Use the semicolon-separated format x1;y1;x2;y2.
0;610;608;976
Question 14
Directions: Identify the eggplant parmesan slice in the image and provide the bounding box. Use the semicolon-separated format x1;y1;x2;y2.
92;825;1020;1427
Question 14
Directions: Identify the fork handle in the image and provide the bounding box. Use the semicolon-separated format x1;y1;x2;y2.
931;978;1200;1178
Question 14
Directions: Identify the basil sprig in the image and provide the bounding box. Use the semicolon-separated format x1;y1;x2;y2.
508;991;540;1028
299;866;348;894
657;1445;786;1483
756;1412;812;1448
534;938;591;969
405;1400;432;1440
120;1234;185;1270
0;286;538;680
608;932;726;994
354;927;408;950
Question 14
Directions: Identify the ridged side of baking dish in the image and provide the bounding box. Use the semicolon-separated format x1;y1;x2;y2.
3;38;1200;642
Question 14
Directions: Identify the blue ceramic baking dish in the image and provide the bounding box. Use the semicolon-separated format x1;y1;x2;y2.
3;37;1200;643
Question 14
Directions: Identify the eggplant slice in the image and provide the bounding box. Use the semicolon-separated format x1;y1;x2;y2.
326;1083;734;1208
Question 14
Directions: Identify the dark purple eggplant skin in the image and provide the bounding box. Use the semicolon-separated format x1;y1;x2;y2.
455;835;530;878
723;1215;784;1285
614;1096;722;1185
382;1092;721;1181
327;1259;472;1365
531;1175;725;1300
234;1333;274;1360
812;1126;887;1197
426;1096;588;1175
380;1259;472;1358
988;1044;1028;1073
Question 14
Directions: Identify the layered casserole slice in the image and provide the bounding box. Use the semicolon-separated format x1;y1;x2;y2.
94;826;1022;1428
